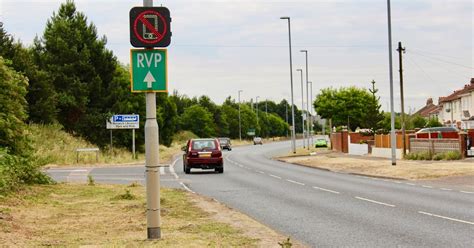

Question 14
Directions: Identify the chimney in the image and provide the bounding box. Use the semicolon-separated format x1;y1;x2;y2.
426;98;433;105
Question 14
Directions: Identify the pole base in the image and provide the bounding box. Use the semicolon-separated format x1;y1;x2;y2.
392;162;396;166
147;227;161;240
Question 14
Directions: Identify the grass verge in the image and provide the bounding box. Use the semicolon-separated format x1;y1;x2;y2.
0;184;259;247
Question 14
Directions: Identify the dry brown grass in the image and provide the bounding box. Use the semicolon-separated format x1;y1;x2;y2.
0;184;259;247
279;153;474;180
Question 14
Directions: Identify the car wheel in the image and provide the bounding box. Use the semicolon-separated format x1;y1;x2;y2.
185;167;191;174
216;167;224;173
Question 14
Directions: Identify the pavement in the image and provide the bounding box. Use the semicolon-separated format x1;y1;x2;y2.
47;140;474;247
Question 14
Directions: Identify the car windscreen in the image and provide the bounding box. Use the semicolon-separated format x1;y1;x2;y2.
192;140;216;150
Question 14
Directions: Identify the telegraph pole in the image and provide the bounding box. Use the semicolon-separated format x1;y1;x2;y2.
297;68;305;148
397;41;406;157
238;90;243;141
387;0;396;166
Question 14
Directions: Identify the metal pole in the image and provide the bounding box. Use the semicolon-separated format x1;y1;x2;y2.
143;0;161;240
309;81;313;144
110;130;113;154
297;68;305;148
387;0;396;166
397;41;406;158
285;103;289;138
132;129;136;159
256;96;259;127
281;17;296;154
238;90;242;141
301;50;310;150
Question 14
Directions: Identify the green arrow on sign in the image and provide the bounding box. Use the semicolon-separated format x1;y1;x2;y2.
130;49;167;92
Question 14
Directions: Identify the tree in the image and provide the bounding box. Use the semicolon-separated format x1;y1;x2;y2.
410;114;427;129
314;86;383;131
362;81;384;131
0;57;29;155
425;117;443;128
179;105;216;138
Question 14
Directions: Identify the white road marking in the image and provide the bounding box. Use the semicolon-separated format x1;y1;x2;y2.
169;160;179;179
405;183;416;186
313;186;340;194
460;191;474;194
159;166;165;175
393;181;403;184
440;188;452;191
256;170;265;174
269;174;282;179
286;179;305;186
355;196;395;207
418;211;474;225
180;182;195;194
238;164;243;168
422;185;433;188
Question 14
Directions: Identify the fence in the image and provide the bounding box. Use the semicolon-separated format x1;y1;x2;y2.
410;138;460;154
330;131;348;153
374;134;409;149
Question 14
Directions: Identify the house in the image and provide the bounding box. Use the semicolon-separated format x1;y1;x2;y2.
438;78;474;129
414;98;439;119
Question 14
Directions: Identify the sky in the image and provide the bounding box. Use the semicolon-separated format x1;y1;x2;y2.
1;0;473;113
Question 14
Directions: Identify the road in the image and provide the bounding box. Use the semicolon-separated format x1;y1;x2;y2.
47;140;474;247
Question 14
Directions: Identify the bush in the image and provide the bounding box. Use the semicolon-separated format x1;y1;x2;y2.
0;148;52;195
405;151;462;161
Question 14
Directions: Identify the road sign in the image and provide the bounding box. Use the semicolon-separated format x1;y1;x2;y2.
130;49;167;92
107;114;140;129
129;7;171;47
247;128;256;136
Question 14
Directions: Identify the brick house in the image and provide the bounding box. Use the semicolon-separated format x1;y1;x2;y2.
438;78;474;129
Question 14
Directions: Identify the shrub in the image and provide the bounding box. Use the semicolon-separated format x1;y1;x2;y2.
444;151;461;160
405;151;432;160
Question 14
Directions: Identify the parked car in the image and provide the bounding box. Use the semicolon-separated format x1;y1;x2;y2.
416;127;458;133
218;137;232;151
182;138;223;174
253;137;263;145
315;138;328;148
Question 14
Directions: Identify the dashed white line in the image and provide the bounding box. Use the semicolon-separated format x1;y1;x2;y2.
393;181;403;184
256;170;265;174
405;183;416;186
460;191;474;194
170;158;179;179
418;211;474;225
440;188;452;191
355;196;395;207
286;179;305;186
313;186;340;194
269;174;282;179
422;185;433;188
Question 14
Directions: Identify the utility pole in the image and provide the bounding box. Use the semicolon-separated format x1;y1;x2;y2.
297;68;305;148
301;50;310;150
256;96;260;129
238;90;243;141
397;41;407;158
142;0;161;240
309;81;314;145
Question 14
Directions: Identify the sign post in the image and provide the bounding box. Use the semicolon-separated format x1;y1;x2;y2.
106;114;140;158
130;0;171;240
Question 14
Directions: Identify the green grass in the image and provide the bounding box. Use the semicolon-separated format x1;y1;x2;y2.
0;184;258;247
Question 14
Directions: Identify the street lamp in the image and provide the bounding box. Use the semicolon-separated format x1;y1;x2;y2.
309;81;313;144
238;90;243;141
386;0;396;165
301;50;310;150
256;96;260;127
280;16;296;154
297;68;306;148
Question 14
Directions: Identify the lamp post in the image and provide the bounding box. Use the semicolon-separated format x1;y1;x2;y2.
256;96;260;129
280;16;296;154
238;90;243;141
386;0;396;165
301;50;310;150
297;68;306;148
309;81;313;145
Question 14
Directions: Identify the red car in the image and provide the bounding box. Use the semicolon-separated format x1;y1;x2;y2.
182;138;224;174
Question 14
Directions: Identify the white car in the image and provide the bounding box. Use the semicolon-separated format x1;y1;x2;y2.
253;137;263;145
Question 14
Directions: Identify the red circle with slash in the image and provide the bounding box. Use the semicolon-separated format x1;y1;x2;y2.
133;10;168;44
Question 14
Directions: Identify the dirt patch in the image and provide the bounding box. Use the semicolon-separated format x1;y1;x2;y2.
278;151;474;182
190;193;307;248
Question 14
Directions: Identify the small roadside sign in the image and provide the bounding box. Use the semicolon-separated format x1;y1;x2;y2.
129;7;171;47
107;114;140;129
130;49;167;92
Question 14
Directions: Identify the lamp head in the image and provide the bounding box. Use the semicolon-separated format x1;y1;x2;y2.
280;17;289;20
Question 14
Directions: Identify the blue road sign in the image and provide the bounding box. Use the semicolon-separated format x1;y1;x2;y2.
113;115;139;123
